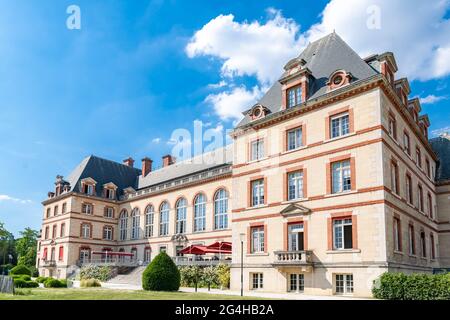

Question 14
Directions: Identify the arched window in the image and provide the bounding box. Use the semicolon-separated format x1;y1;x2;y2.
119;210;128;240
194;193;206;232
145;205;154;238
214;189;228;230
159;202;169;236
131;208;140;240
176;198;187;234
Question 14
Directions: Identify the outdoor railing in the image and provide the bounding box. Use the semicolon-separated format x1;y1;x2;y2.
76;257;139;267
41;260;57;267
172;256;232;266
272;250;312;265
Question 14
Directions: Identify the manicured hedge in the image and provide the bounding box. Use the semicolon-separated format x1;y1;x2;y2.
372;272;450;300
44;278;67;288
142;252;180;291
9;265;32;276
13;278;39;288
80;279;101;287
79;265;114;282
36;276;49;283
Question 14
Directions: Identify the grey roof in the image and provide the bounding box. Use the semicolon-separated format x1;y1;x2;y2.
430;134;450;182
66;155;141;197
137;145;233;189
236;32;379;127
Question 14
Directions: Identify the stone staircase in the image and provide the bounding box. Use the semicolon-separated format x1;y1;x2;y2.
106;266;146;286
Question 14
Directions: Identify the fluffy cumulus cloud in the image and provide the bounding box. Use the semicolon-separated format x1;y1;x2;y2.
419;94;447;104
187;1;450;121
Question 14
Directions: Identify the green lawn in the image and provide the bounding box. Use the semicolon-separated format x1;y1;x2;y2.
0;288;263;300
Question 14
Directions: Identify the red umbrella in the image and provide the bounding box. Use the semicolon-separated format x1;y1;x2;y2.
178;245;208;255
206;241;232;252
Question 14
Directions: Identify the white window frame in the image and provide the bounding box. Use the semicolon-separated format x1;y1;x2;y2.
214;189;228;230
82;203;93;215
194;194;206;232
251;179;265;206
159;202;169;236
287;85;302;108
289;273;305;292
103;226;113;240
251;273;263;290
333;218;353;250
330;112;350;138
335;274;353;295
81;224;91;239
176;198;187;234
119;211;128;241
131;208;140;240
145;206;154;238
331;160;351;194
287;127;303;150
250;139;264;161
288;171;304;200
251;226;265;253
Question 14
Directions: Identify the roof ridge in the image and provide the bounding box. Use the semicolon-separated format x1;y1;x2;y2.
89;154;141;172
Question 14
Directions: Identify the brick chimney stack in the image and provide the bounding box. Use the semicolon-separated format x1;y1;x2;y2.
123;157;135;167
162;154;175;167
142;157;153;176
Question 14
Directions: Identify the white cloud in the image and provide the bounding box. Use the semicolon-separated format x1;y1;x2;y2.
431;126;450;137
187;1;450;121
0;194;32;204
419;94;447;104
207;80;228;89
152;137;161;144
186;10;306;85
205;86;263;122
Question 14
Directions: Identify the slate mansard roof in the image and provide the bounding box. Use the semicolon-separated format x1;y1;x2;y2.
236;32;380;127
430;134;450;182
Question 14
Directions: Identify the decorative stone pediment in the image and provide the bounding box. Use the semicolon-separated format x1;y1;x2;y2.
81;177;97;185
103;182;118;190
171;234;188;244
280;203;311;217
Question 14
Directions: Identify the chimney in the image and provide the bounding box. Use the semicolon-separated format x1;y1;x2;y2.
123;157;135;167
162;154;175;167
142;157;153;177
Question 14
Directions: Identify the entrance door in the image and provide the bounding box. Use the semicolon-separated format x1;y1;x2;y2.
288;223;304;251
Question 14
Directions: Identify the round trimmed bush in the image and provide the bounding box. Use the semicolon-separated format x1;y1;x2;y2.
44;278;67;288
80;279;101;287
13;278;27;288
36;276;49;283
9;265;32;276
21;275;31;281
142;252;180;291
25;281;39;288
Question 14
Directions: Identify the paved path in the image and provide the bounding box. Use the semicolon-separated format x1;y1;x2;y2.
72;281;368;300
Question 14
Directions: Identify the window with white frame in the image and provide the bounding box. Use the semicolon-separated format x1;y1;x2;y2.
251;179;265;206
145;205;154;238
251;273;263;290
176;198;187;234
287;127;303;150
83;183;94;195
250;139;264;161
131;208;140;240
416;147;422;168
214;189;228;230
103;226;113;240
335;274;353;294
388;115;396;139
61;203;67;214
82;203;93;215
105;188;115;199
288;171;304;200
288;223;304;251
251;226;265;253
330;113;350;138
287;85;302;108
159;202;169;236
403;132;411;155
390;161;399;194
54;205;59;216
331;160;351;193
60;223;65;238
194;193;206;232
79;248;90;263
104;207;114;218
159;246;167;253
119;210;128;241
289;274;304;292
333;218;353;250
144;248;151;263
81;224;91;239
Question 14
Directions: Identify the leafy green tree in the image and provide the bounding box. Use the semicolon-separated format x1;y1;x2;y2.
0;222;16;268
15;228;39;269
180;265;203;292
202;266;219;291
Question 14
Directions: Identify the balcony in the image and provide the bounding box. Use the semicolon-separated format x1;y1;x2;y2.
172;256;232;267
272;250;313;267
41;260;56;267
76;257;139;267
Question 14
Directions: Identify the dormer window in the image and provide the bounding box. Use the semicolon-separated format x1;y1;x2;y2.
287;85;302;108
81;178;97;196
105;189;115;199
327;70;352;91
82;184;94;195
250;104;269;120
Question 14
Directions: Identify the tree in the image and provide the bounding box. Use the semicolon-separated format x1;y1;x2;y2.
0;222;16;268
180;265;203;292
142;252;180;291
15;228;39;268
202;266;219;291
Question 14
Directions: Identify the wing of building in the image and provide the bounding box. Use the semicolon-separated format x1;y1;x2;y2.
37;32;450;297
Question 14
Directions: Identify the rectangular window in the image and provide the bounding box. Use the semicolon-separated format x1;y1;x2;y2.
251;226;265;253
250;139;264;161
60;224;65;238
403;132;411;155
330;113;350;138
408;225;415;255
287;85;302;108
159;246;167;253
103;226;113;240
331;160;351;193
420;232;426;258
287;127;303;150
287;171;304;200
430;234;436;259
289;274;304;292
393;218;401;252
58;246;64;261
405;174;413;204
418;185;424;212
416;148;422;168
105;189;115;199
388;115;396;139
251;179;265;206
62;203;67;214
333;218;353;250
390;161;399;194
288;223;304;251
84;184;94;195
427;193;433;218
175;245;184;257
426;159;431;178
82;203;93;215
54;206;59;216
335;274;353;294
251;273;263;290
104;207;114;218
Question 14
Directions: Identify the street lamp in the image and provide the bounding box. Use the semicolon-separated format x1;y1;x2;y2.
239;233;245;297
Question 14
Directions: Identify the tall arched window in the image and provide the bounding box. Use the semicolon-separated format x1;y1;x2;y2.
159;202;169;236
194;193;206;232
131;208;140;240
176;198;187;234
145;205;154;238
214;189;228;230
119;210;128;240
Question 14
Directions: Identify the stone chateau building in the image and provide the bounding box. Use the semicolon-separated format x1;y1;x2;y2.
37;33;450;297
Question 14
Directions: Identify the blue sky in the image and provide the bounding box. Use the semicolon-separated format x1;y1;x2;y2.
0;0;449;235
